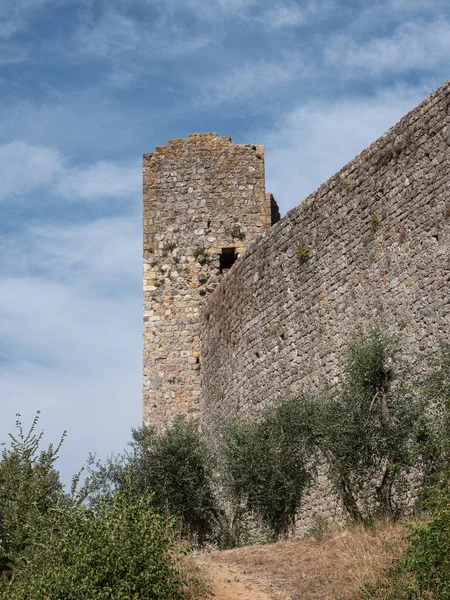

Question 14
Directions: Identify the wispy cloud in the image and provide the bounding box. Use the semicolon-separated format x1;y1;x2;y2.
0;141;63;201
168;0;258;21
254;2;306;28
0;141;139;203
260;84;426;214
73;8;210;88
168;0;326;27
0;215;142;483
0;0;56;40
326;20;450;76
199;54;306;106
251;0;335;29
56;160;140;201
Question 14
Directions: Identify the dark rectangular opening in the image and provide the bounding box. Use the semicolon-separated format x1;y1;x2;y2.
220;247;237;274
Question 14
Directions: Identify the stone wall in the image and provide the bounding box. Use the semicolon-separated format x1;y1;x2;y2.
201;82;450;437
143;133;276;427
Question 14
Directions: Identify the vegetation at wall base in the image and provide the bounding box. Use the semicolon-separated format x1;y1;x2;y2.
0;330;448;598
221;324;443;537
348;343;450;600
350;475;450;599
87;417;220;546
315;324;430;521
222;397;315;538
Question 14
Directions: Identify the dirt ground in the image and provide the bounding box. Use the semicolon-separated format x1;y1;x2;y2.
193;523;405;600
194;555;274;600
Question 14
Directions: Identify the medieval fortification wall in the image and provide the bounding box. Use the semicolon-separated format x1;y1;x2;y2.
143;82;449;526
201;83;450;435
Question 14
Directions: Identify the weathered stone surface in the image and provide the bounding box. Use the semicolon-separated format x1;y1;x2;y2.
201;82;450;433
143;133;276;427
143;82;450;531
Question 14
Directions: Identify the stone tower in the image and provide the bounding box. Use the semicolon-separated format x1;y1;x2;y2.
143;132;278;427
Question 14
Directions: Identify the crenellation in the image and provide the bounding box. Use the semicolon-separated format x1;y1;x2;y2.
143;132;276;428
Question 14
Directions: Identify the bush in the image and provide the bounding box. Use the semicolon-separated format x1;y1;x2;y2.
222;397;314;538
315;324;428;520
405;340;450;600
405;475;450;599
348;343;450;599
0;412;64;577
88;417;219;544
354;476;450;600
221;325;435;532
1;489;185;600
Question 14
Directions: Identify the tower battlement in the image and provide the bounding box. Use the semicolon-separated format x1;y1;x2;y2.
143;133;278;427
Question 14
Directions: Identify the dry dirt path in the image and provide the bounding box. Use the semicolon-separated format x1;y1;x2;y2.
192;523;405;600
194;553;277;600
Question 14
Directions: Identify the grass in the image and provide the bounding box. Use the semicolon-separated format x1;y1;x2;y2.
178;555;212;600
195;521;406;600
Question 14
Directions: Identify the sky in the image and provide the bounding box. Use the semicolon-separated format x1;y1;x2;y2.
0;0;449;485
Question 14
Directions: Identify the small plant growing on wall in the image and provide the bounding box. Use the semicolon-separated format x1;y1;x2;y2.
192;246;206;259
296;246;309;263
161;240;176;256
228;224;246;241
370;215;379;233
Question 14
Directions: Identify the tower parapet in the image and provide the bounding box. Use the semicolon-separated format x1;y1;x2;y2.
143;132;278;427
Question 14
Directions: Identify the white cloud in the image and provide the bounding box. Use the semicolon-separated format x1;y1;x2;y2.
0;141;140;204
169;0;258;20
378;0;448;14
256;2;306;28
72;8;209;87
260;85;426;215
167;0;328;25
200;54;306;105
0;141;64;200
251;0;335;29
57;160;140;201
0;215;142;484
163;0;336;31
0;0;54;40
326;20;450;76
76;10;142;58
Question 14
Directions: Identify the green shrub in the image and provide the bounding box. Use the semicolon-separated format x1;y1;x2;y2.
0;413;64;577
354;476;450;600
316;324;428;520
222;397;315;538
88;418;219;544
345;343;450;599
1;489;185;600
228;224;245;241
406;476;450;599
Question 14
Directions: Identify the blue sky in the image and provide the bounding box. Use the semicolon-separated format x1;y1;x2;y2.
0;0;449;484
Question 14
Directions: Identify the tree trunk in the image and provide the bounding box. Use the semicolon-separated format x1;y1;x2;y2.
321;446;362;522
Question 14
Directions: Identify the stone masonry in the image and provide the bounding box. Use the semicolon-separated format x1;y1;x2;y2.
201;82;450;431
199;81;450;529
143;133;278;427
